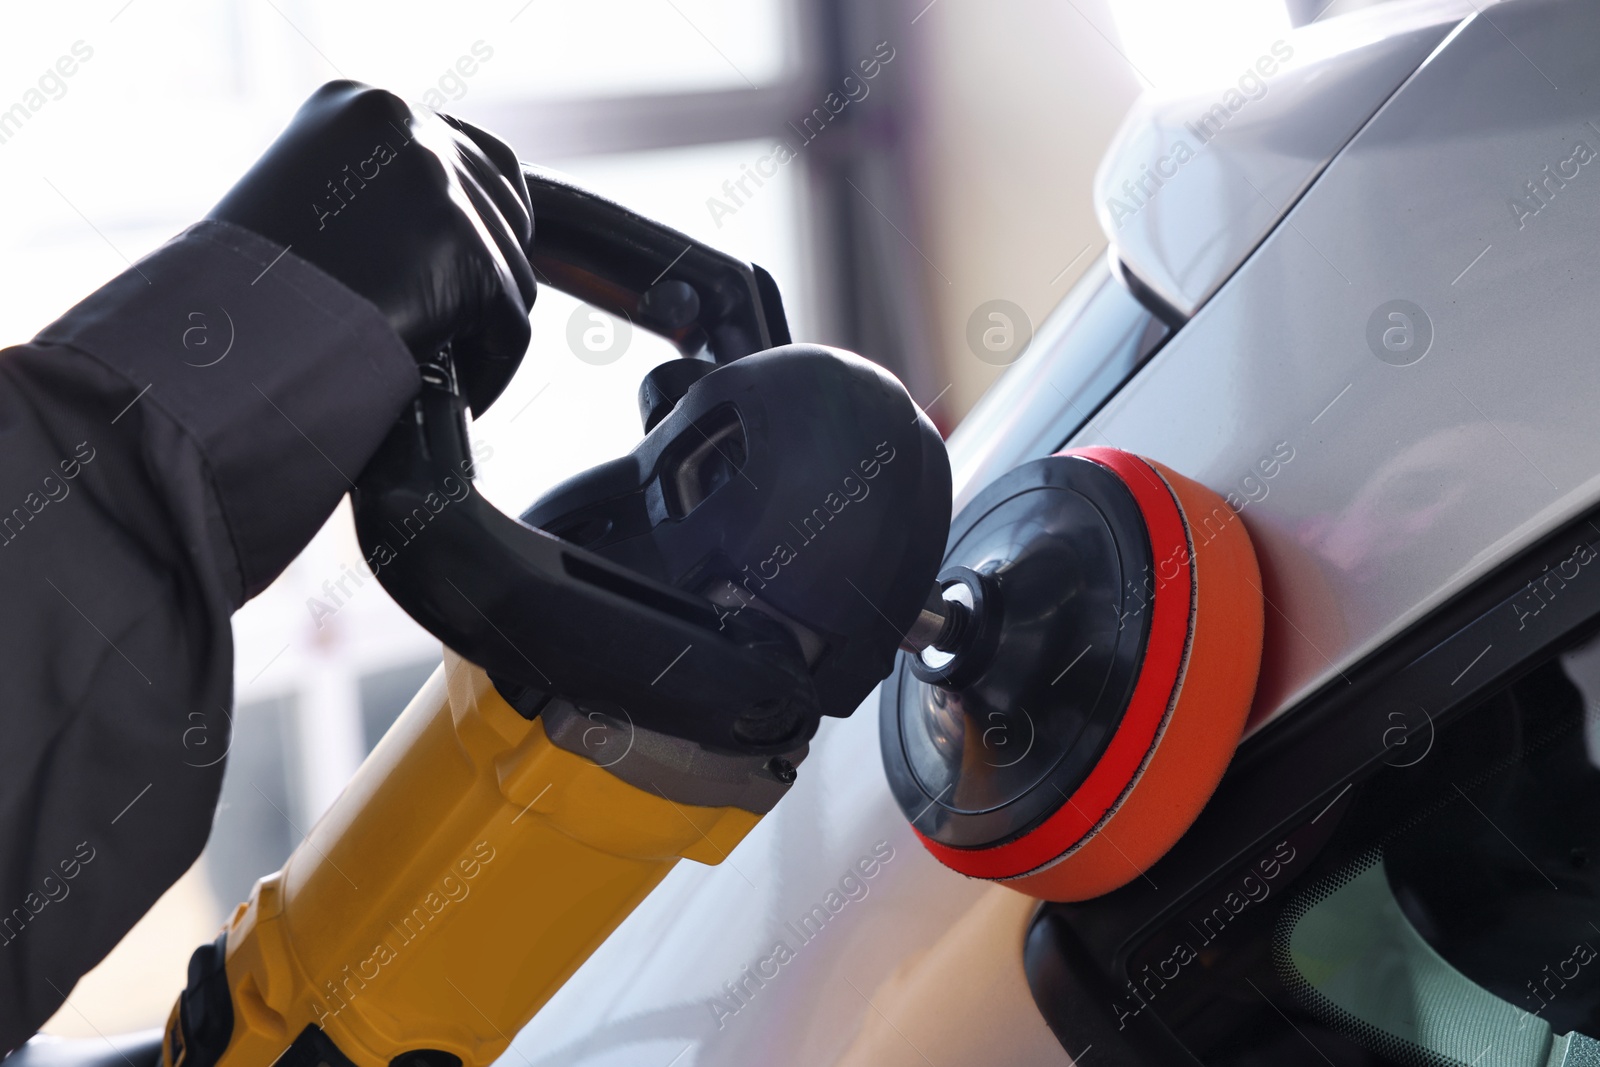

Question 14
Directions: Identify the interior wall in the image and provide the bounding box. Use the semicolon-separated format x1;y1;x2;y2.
902;0;1144;422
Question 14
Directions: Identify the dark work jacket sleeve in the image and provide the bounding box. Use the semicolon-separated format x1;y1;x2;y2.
0;219;420;1050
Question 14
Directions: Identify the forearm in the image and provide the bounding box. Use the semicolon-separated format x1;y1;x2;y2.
0;220;418;1049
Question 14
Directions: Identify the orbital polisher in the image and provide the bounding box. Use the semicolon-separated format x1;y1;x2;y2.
157;170;1264;1067
883;447;1266;901
160;171;951;1067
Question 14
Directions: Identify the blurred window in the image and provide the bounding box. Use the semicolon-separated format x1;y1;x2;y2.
359;660;439;754
204;695;298;914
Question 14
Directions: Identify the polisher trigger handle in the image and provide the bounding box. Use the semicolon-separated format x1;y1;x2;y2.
351;359;818;755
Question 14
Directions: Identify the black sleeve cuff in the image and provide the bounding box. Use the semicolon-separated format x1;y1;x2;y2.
34;219;420;601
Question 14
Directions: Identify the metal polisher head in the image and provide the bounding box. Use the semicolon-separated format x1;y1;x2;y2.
881;447;1265;901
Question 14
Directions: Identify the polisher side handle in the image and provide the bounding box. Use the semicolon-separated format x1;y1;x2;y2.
522;165;790;363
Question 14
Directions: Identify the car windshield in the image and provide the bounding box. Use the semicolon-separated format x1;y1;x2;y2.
1137;629;1600;1067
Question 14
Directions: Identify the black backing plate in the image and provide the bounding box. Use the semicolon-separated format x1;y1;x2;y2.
880;454;1155;850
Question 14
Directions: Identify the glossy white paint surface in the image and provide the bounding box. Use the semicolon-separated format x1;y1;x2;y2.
1096;0;1470;317
1077;0;1600;730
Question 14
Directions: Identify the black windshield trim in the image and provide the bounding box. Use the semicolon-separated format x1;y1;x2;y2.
1025;497;1600;1064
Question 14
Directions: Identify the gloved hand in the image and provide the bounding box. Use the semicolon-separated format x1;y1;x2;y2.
209;80;536;414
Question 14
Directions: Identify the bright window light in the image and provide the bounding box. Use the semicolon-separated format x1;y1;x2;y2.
1109;0;1292;96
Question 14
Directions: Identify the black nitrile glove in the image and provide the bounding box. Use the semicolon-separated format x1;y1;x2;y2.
209;80;536;414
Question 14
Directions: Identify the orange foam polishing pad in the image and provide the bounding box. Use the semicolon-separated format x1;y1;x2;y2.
880;449;1264;903
1008;453;1263;901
